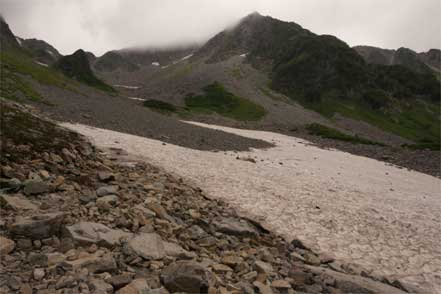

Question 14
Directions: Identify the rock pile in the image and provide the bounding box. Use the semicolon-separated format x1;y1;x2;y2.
0;100;406;293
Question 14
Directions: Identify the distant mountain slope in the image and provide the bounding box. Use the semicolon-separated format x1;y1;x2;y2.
118;45;198;67
353;45;438;73
21;38;62;65
94;51;140;72
418;49;441;72
153;12;439;145
54;49;115;92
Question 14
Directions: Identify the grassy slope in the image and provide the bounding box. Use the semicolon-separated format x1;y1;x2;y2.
185;82;266;121
143;82;266;122
267;35;440;145
0;49;76;101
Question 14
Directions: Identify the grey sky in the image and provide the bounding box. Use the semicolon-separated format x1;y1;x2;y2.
1;0;440;56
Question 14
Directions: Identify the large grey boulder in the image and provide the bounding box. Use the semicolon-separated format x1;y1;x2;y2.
61;252;117;273
212;217;258;236
127;233;165;260
0;195;38;210
9;212;64;239
65;222;132;248
96;185;119;197
305;265;406;294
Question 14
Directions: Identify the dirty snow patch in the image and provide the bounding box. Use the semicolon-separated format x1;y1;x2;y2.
15;37;22;46
63;121;441;293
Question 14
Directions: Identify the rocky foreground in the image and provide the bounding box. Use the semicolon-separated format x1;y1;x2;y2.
0;101;407;293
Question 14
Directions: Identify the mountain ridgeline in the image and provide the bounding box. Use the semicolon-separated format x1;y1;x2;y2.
194;12;440;145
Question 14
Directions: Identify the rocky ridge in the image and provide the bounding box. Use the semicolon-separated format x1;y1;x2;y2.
0;101;410;293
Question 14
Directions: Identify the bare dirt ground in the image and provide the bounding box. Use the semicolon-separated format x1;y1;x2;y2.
63;121;441;293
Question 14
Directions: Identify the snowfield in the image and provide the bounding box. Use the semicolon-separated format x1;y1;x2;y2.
63;121;441;293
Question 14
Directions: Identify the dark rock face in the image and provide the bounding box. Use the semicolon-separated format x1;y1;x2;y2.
161;261;215;293
9;212;64;239
54;49;115;92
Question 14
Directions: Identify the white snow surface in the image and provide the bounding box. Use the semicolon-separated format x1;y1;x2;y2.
152;62;160;66
113;85;140;89
35;61;48;67
240;53;248;57
46;50;55;56
15;37;22;46
63;121;441;293
127;97;146;101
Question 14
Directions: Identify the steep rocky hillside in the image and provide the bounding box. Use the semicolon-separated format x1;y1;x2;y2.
54;49;115;93
418;49;441;71
103;12;439;148
353;45;436;74
20;38;62;65
93;51;140;72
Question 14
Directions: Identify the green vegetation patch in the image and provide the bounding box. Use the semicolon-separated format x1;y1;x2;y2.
143;99;177;113
306;123;385;146
0;47;83;101
185;82;266;121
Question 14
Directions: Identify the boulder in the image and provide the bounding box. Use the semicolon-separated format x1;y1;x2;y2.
0;178;22;191
271;280;291;289
96;185;119;197
106;274;134;289
161;261;215;293
163;241;195;259
61;253;117;273
116;279;150;294
146;202;175;223
305;265;406;294
65;222;132;248
253;281;273;294
9;212;64;239
23;180;51;195
98;171;115;182
254;260;273;274
132;204;156;218
33;268;45;281
128;233;165;260
0;236;15;255
96;195;119;210
88;278;114;294
212;217;258;236
0;195;38;211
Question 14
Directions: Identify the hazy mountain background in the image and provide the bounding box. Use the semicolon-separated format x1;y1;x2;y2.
1;0;440;56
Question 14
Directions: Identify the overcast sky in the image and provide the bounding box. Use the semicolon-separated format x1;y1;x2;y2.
1;0;440;56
